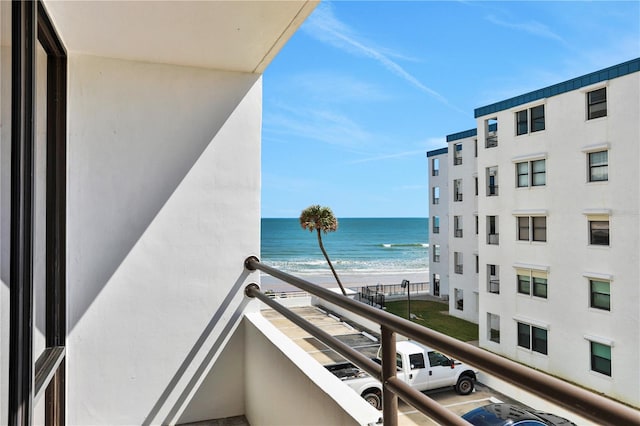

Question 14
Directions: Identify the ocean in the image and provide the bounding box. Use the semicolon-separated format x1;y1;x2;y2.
261;217;429;277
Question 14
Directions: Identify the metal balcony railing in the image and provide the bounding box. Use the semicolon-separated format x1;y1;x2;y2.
488;233;499;245
454;193;463;202
454;264;463;274
244;257;638;426
485;133;498;148
487;185;499;196
432;226;440;234
454;229;463;238
488;279;500;294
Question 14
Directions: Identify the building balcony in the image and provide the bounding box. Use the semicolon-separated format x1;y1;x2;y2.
485;132;498;148
487;233;499;245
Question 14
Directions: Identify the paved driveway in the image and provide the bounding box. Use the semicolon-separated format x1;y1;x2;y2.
262;305;516;425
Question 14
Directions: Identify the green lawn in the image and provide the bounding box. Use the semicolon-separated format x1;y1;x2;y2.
384;300;479;342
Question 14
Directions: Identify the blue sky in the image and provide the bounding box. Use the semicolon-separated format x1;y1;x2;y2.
261;1;639;218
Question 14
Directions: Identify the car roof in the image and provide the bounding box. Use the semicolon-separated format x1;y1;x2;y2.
462;404;548;425
462;404;577;426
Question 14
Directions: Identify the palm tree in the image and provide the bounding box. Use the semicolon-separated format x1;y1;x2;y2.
299;205;347;296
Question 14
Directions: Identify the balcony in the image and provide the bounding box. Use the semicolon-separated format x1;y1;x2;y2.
488;233;499;245
488;279;500;294
454;193;463;202
433;198;440;205
455;265;464;274
485;132;498;148
487;185;499;196
455;229;463;238
432;226;440;234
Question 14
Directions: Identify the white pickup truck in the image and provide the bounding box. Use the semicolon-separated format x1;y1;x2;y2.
326;340;478;410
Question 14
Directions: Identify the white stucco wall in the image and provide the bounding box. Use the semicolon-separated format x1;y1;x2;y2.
477;71;640;407
244;312;381;426
65;54;263;425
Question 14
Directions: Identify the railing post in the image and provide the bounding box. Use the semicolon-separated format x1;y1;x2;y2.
381;326;397;426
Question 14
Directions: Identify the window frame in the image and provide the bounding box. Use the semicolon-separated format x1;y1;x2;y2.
587;87;607;120
590;279;611;311
516;159;546;188
588;150;608;182
590;341;611;376
516;268;548;299
517;322;548;355
515;105;545;135
589;220;610;246
453;143;462;165
517;216;546;242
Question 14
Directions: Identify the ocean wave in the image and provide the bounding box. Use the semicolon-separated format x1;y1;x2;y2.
380;243;429;248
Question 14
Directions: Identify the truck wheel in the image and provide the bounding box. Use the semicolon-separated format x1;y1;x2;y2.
455;376;474;395
362;389;382;410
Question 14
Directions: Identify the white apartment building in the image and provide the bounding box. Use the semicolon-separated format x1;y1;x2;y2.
429;58;640;407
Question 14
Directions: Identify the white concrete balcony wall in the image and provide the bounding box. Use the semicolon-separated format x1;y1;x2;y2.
65;54;263;424
244;312;380;426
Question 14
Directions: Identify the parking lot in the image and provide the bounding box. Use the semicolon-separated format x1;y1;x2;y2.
262;305;517;425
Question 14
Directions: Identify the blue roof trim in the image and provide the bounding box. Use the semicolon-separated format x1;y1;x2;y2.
427;147;448;157
446;128;477;142
474;58;640;118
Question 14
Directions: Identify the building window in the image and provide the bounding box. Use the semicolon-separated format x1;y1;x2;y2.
517;216;546;242
487;166;499;196
474;139;478;157
516;105;545;135
589;220;609;246
517;269;548;299
432;273;441;296
517;322;548;355
431;158;440;176
455;288;464;310
487;216;499;245
488;264;499;294
454;216;463;238
475;215;479;235
588;151;608;182
453;143;462;165
475;176;478;196
454;252;463;274
432;244;440;262
488;313;500;343
587;88;607;120
516;159;545;187
453;179;463;202
475;255;479;274
485;118;498;148
590;342;611;376
432;216;440;234
432;186;440;205
590;279;610;311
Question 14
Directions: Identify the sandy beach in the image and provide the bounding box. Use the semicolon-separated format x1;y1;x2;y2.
259;270;429;293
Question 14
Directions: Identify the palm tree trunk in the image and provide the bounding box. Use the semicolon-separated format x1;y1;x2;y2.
316;229;347;296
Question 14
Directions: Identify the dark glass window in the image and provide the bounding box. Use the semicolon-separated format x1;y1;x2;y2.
590;280;610;310
530;105;545;132
518;275;531;295
409;353;426;369
588;88;607;119
516;110;528;135
590;220;609;245
532;327;548;354
591;342;611;376
589;151;608;182
533;277;548;298
532;217;547;242
517;322;530;349
427;351;451;367
518;217;529;241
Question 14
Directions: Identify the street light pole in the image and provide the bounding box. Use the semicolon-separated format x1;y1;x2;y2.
401;279;410;321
